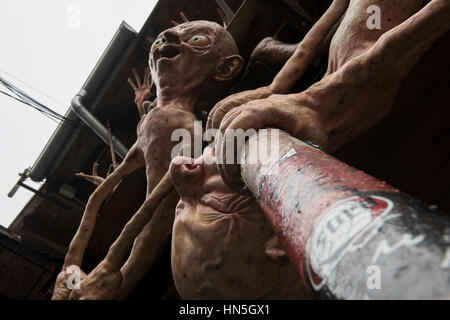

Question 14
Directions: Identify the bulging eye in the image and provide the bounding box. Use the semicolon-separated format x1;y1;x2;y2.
152;38;164;50
188;34;210;46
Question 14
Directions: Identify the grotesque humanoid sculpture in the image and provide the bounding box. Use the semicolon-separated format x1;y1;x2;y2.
170;147;307;299
207;0;450;190
53;20;244;300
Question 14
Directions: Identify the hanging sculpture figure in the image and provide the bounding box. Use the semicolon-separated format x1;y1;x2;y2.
170;146;308;299
52;20;244;300
52;0;450;300
207;0;450;191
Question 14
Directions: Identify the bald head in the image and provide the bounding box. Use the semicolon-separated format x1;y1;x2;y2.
168;20;240;58
170;147;307;299
149;20;244;100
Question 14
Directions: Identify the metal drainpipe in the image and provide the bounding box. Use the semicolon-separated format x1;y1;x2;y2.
239;129;450;299
71;91;128;159
29;21;138;182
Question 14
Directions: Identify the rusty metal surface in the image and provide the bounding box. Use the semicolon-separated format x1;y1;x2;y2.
241;130;450;299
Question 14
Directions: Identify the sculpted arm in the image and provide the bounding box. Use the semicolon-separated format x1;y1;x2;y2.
67;172;174;300
52;143;144;300
115;115;200;299
269;0;349;94
207;0;349;130
215;0;450;190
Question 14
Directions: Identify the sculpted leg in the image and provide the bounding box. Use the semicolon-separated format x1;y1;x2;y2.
116;189;179;299
64;172;173;300
52;144;144;300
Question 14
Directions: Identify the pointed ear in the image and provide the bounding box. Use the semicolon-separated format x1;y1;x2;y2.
214;55;244;82
265;235;290;266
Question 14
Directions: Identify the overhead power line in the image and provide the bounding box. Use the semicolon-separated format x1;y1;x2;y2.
0;73;95;136
0;68;68;112
0;75;70;123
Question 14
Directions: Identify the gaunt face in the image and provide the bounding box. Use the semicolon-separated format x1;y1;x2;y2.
149;21;239;98
169;147;306;299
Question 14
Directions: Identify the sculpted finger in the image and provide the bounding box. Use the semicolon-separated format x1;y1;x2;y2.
128;78;137;91
218;106;244;137
206;101;224;130
212;106;243;150
132;68;142;87
207;93;243;130
211;101;240;130
180;11;189;23
218;103;297;192
217;107;267;192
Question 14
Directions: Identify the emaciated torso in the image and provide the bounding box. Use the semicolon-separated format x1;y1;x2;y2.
136;105;198;195
326;0;425;75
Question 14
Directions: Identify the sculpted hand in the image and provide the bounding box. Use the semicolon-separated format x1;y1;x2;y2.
68;261;122;300
128;67;155;118
216;93;328;191
52;266;87;300
206;86;274;131
75;162;116;187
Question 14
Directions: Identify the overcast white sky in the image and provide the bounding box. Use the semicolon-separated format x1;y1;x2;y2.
0;0;158;227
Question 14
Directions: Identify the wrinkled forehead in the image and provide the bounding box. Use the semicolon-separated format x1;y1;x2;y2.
162;21;224;39
159;21;239;56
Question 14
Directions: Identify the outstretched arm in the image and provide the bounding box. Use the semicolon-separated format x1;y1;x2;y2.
65;172;174;300
207;0;349;130
251;14;342;67
213;0;450;191
269;0;349;94
250;37;299;65
53;144;144;300
63;143;145;269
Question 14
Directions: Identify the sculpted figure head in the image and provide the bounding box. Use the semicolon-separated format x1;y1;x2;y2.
149;21;244;102
169;147;307;299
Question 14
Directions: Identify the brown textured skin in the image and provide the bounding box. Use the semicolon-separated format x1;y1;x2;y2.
170;147;308;299
250;37;299;65
53;21;244;300
207;0;450;191
128;67;155;118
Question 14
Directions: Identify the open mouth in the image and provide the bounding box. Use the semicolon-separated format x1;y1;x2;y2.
158;46;180;60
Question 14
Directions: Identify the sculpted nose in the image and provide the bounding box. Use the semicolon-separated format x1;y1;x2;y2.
161;29;180;44
170;157;205;196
